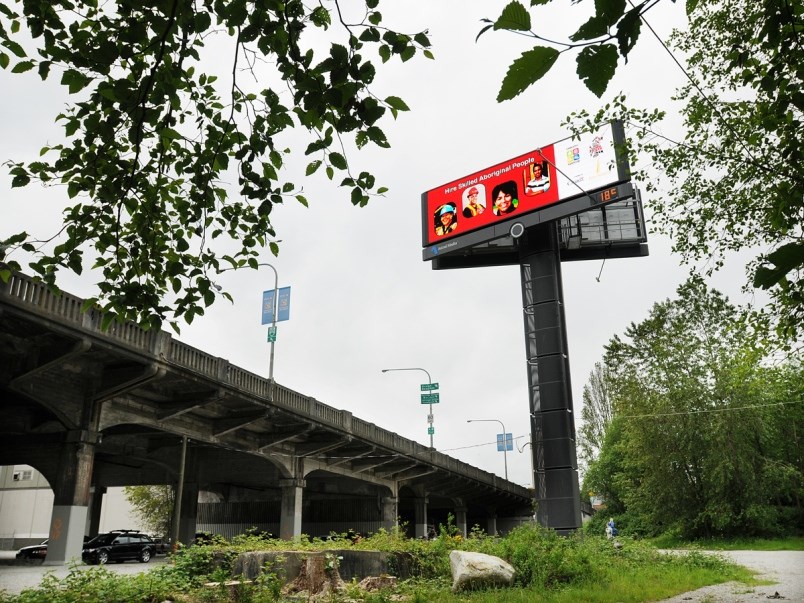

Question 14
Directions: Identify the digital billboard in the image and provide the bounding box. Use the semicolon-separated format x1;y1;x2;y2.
421;122;630;260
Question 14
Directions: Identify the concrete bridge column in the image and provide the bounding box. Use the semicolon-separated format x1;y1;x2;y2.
486;510;497;537
87;486;106;537
381;496;398;532
414;496;428;539
279;478;305;540
455;505;468;537
44;430;98;566
177;483;199;545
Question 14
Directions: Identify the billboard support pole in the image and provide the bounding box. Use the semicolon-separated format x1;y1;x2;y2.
518;222;581;533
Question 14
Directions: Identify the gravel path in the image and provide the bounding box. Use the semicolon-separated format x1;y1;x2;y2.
658;551;804;602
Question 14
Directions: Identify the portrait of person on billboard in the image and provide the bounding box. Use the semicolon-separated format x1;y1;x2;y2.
434;203;458;236
524;161;550;196
491;181;519;215
462;185;486;218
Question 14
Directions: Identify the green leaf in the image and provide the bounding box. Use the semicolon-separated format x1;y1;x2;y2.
81;297;98;312
295;194;308;207
616;6;642;60
476;23;494;43
61;69;92;94
100;312;117;332
379;45;391;63
3;40;26;58
753;243;804;289
577;44;618;97
11;173;30;187
11;60;34;74
494;1;531;31
377;187;388;194
571;15;609;41
414;32;430;47
329;152;347;170
306;160;322;175
368;11;382;26
37;60;51;80
0;52;9;70
1;231;28;245
384;96;410;111
596;0;627;27
686;0;700;14
497;46;560;101
366;126;389;148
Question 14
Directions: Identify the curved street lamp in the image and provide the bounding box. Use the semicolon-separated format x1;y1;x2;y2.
381;367;435;448
467;418;509;481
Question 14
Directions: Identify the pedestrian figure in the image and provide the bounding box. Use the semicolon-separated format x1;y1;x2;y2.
606;517;617;539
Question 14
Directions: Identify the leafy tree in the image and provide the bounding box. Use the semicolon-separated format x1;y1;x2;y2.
0;0;430;330
124;485;174;537
481;0;675;100
509;0;803;344
577;361;614;471
485;0;802;343
587;277;803;538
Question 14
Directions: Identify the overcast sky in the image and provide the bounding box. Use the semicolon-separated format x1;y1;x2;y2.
1;1;761;489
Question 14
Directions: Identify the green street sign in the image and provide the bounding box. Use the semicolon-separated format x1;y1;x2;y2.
420;393;440;404
267;326;277;342
427;426;434;435
420;382;439;391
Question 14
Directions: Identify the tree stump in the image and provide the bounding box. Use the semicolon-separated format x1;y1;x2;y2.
282;553;345;598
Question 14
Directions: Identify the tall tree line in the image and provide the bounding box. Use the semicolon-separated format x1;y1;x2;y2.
581;277;803;538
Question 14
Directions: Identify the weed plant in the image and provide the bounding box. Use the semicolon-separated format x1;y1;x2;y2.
0;524;759;603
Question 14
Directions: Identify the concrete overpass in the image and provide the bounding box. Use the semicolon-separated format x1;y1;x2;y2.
0;273;532;564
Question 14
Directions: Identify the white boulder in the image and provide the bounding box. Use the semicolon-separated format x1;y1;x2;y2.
449;550;516;592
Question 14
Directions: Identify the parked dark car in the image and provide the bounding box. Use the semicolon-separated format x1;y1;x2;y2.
16;539;48;560
150;537;171;554
16;536;90;560
82;530;156;564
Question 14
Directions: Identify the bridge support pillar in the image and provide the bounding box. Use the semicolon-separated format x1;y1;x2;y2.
381;497;398;532
44;431;98;565
279;479;305;540
178;483;199;545
486;511;497;537
455;505;468;537
413;496;428;539
87;486;106;537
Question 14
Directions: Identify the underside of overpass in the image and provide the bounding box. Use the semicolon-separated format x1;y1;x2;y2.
0;273;534;565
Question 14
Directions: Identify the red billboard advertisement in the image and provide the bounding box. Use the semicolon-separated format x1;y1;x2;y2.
421;122;629;251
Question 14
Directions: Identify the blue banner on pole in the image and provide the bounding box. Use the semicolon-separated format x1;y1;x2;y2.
496;433;513;452
261;287;291;324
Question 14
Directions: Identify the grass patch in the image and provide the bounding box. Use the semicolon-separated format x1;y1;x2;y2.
0;526;768;603
649;534;804;551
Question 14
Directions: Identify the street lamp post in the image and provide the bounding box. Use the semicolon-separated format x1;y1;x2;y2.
216;262;279;386
381;367;435;448
467;419;509;481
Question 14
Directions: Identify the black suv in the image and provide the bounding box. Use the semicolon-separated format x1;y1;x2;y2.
82;530;156;565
